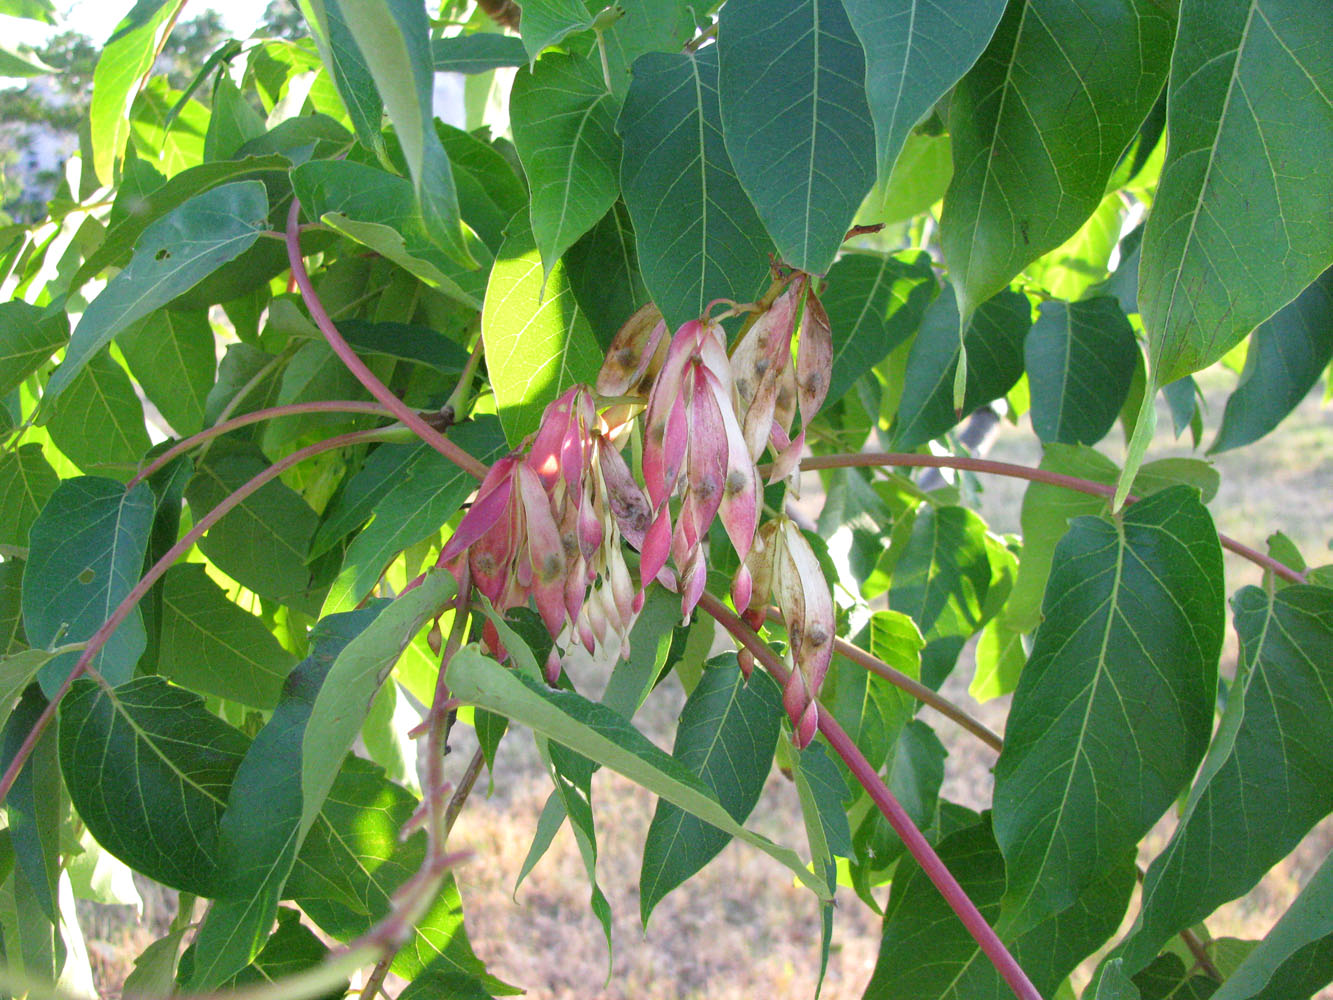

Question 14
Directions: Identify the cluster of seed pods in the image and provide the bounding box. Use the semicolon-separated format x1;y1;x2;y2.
446;274;837;746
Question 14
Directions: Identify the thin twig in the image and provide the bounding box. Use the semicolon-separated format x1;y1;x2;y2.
357;957;392;1000
0;427;390;804
1177;925;1223;981
444;745;487;837
285;200;489;481
698;592;1042;1000
682;20;717;52
796;452;1308;585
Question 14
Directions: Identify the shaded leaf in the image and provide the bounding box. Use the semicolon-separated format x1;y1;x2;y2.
511;51;622;277
821;250;938;406
517;0;591;61
0;444;59;549
717;0;876;274
1119;584;1333;973
792;741;851;996
431;32;526;73
43;182;268;408
156;563;297;710
296;0;383;153
23;478;155;695
1212;267;1333;453
59;676;251;896
564;200;649;349
1026;297;1139;446
45;351;151;479
993;487;1224;934
118;309;216;437
616;47;772;329
0;300;66;397
893;286;1032;449
1140;0;1333;386
640;658;783;924
941;0;1173;317
841;0;1006;182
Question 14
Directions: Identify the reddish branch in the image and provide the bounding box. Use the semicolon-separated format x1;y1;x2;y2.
796;451;1308;586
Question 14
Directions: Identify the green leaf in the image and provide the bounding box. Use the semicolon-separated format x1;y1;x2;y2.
445;645;830;901
1;685;61;924
717;0;876;274
188;605;383;988
970;616;1027;703
185;440;321;610
0;300;66;397
89;0;188;185
1119;584;1333;974
0;444;59;549
0;559;25;654
333;0;474;265
517;0;592;61
864;818;1134;1000
892;286;1032;449
321;420;505;612
1209;850;1333;1000
73;155;291;288
1026;190;1126;302
481;220;602;446
616;47;772;329
640;657;783;924
885;505;994;689
0;40;53;76
336;319;472;373
993;487;1224;934
0;0;56;24
597;0;696;99
940;0;1173;317
42;182;268;409
511;51;622;278
1211;267;1333;453
841;0;1006;182
564;200;650;349
261;340;372;451
792;741;851;996
118;309;216;437
1131;953;1220;1000
156;563;297;710
45;351;152;479
437;123;529;252
297;0;384;153
215;907;346;997
288;757;515;991
291;158;489;308
59;676;251;896
23;477;155;696
431;32;527;73
120;926;190;998
821;250;937;406
1140;0;1333;387
1026;297;1139;446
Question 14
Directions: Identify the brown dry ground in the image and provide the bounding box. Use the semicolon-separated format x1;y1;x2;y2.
79;375;1332;999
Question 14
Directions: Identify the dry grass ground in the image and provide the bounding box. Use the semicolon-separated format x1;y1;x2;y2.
78;374;1331;998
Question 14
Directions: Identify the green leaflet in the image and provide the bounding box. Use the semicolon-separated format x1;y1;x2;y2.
445;645;831;901
58;676;251;896
865;818;1133;999
42;182;269;410
792;742;852;996
940;0;1173;319
296;0;384;154
291;158;490;308
1141;0;1333;388
993;487;1224;935
45;351;151;480
841;0;1006;182
892;286;1032;449
0;300;66;397
717;0;876;274
1119;584;1333;974
117;309;216;437
640;658;783;924
616;47;772;329
481;220;601;446
1212;267;1333;453
88;0;187;186
1210;850;1333;1000
187;605;383;988
22;477;155;696
156;563;297;710
564;200;649;349
511;51;622;279
332;0;474;266
431;33;526;73
184;439;321;612
1025;297;1139;447
0;444;58;549
516;0;592;62
820;251;938;407
1;685;62;924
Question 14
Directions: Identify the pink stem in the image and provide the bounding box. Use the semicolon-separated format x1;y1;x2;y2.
0;427;388;804
129;400;395;487
284;200;489;481
798;452;1306;585
696;592;1042;1000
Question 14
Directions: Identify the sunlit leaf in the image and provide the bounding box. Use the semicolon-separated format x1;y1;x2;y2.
0;444;58;550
